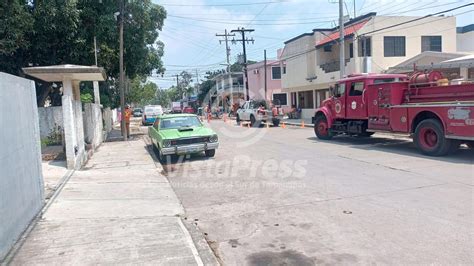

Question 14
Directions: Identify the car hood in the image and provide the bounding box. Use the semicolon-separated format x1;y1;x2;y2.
159;126;216;139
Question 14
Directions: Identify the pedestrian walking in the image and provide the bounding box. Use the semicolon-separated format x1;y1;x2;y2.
124;104;132;138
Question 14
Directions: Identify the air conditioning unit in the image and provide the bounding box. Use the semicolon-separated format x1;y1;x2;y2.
253;69;259;74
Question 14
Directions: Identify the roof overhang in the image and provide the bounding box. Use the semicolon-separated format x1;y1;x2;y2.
316;19;369;47
22;64;107;82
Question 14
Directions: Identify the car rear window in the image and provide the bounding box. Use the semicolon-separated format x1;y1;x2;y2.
145;106;162;113
160;116;201;129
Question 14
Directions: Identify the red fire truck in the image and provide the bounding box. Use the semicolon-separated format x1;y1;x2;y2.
313;72;474;156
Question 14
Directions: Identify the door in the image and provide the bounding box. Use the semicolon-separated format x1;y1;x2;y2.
240;102;250;120
346;81;368;119
332;82;346;119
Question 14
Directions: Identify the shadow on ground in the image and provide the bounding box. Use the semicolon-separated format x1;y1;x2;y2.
307;135;473;164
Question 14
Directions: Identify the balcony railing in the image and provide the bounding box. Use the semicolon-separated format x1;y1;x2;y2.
318;59;350;73
218;84;244;93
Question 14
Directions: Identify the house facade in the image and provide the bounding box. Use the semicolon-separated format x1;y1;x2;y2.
246;59;290;110
457;24;474;52
212;72;245;111
280;12;457;119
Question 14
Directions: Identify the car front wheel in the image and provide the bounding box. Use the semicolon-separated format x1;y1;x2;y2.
205;149;216;157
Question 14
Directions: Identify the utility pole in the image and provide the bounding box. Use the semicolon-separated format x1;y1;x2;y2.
264;49;267;101
353;0;356;18
217;30;236;108
119;0;126;140
94;36;98;66
216;30;235;72
338;0;345;78
231;27;254;100
195;69;199;95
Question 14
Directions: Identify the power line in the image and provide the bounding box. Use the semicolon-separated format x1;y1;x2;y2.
158;1;290;7
360;3;473;36
280;8;472;63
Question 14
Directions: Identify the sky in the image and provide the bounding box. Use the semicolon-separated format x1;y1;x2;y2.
150;0;473;89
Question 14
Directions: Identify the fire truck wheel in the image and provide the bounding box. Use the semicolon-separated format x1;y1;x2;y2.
314;116;333;140
414;119;453;156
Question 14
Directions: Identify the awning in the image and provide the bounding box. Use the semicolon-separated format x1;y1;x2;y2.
316;20;368;47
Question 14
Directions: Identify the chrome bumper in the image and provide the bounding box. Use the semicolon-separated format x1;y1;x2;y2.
161;142;219;155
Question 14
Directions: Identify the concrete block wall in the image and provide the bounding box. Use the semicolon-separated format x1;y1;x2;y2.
102;107;114;133
0;72;44;259
83;103;104;149
73;100;86;168
38;106;63;143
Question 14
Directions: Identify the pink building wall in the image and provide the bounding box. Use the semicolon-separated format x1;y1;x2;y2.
247;60;290;111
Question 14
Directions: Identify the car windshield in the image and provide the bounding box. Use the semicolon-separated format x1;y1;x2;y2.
134;109;141;112
160;116;201;129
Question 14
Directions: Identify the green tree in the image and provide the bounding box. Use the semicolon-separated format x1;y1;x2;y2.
128;76;158;106
154;88;170;107
0;0;167;107
0;0;34;75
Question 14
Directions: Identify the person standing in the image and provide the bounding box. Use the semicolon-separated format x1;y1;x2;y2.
124;105;132;138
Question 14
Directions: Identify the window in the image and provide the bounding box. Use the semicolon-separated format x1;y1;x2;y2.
272;93;288;106
332;83;345;97
271;66;281;79
160;116;202;129
349;82;364;96
358;37;372;57
323;45;332;52
349;43;354;58
421;36;442;52
282;66;286;74
384;36;406;57
373;78;402;84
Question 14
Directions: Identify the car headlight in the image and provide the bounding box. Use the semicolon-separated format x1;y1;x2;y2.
162;140;171;148
209;134;218;143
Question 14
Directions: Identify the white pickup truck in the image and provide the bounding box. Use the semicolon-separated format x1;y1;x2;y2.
236;100;282;127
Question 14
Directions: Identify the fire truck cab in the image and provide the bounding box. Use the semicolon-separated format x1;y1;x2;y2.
313;73;474;156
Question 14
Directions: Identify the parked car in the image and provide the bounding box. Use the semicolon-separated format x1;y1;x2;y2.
236;100;282;127
183;106;194;114
142;105;163;125
148;114;219;162
133;108;143;117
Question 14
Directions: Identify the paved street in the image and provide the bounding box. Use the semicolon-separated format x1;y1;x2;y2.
144;120;473;265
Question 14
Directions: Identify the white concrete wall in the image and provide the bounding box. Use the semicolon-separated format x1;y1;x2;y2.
38;106;63;141
281;35;316;89
457;31;474;52
0;72;44;259
361;16;457;73
102;107;114;133
83;103;104;149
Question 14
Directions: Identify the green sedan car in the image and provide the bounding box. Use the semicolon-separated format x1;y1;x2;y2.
148;114;219;162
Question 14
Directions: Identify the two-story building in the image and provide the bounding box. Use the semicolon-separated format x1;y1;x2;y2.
246;58;290;111
280;12;457;119
212;72;245;111
457;24;474;52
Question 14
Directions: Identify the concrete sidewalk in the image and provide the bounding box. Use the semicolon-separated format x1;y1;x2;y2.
11;136;217;265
